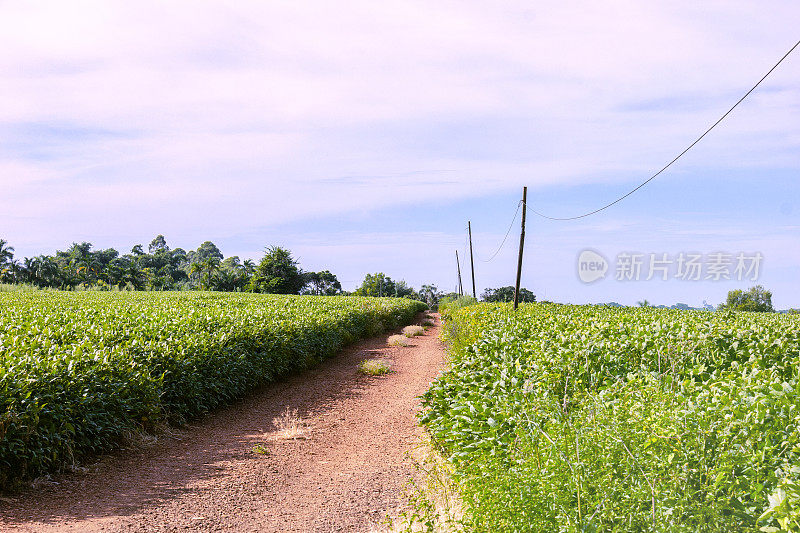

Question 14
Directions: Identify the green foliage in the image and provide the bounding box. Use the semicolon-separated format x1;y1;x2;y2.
438;295;478;318
353;272;419;299
481;286;536;303
252;443;270;455
419;284;444;308
5;236;191;291
303;270;342;295
148;235;169;254
0;292;425;489
0;239;13;265
190;241;223;263
720;285;775;313
247;246;306;294
421;303;800;531
0;239;16;283
3;237;341;295
2;237;359;297
355;272;393;297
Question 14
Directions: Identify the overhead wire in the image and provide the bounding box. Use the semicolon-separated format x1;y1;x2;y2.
458;39;799;288
476;200;522;263
523;39;800;221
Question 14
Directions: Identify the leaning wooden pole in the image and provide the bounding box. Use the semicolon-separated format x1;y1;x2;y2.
455;249;463;296
513;187;527;310
468;221;477;299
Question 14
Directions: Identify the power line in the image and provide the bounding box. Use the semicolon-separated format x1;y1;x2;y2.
525;39;800;221
477;200;523;263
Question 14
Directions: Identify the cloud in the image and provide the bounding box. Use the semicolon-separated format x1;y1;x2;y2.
0;1;798;306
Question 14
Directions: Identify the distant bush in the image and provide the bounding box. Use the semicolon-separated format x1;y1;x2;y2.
481;286;536;303
719;285;774;313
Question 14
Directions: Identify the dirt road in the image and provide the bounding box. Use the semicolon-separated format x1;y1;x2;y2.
0;314;444;532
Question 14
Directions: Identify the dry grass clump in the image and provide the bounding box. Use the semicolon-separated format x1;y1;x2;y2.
358;358;392;376
388;334;410;347
402;325;425;337
269;407;308;440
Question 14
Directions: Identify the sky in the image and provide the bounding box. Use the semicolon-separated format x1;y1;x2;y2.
1;1;798;308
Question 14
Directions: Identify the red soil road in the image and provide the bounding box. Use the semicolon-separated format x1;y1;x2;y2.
0;314;445;532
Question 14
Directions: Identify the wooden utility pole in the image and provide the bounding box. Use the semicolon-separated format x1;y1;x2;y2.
513;187;527;310
455;250;463;296
468;221;476;299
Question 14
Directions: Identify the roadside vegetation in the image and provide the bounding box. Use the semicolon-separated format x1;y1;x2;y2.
0;291;425;489
420;302;800;531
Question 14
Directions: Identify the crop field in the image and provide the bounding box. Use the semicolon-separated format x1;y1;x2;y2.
0;291;425;489
422;303;800;532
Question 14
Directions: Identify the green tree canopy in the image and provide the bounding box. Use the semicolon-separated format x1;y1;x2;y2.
304;270;342;295
394;280;418;299
719;285;774;313
148;234;169;254
0;239;14;265
482;286;536;303
354;272;395;297
248;246;305;294
0;239;15;282
191;241;223;263
419;284;444;307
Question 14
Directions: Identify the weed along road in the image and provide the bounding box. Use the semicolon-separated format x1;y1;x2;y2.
0;313;445;532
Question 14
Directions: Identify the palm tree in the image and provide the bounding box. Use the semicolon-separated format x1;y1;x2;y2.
8;259;21;282
0;239;14;266
20;257;35;284
189;262;203;286
201;257;220;290
38;256;62;287
637;299;651;308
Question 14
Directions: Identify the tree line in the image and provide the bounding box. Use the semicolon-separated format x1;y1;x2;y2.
0;236;447;302
0;236;540;307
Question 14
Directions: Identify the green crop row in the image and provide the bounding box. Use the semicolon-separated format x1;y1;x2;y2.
0;292;426;489
422;303;800;532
